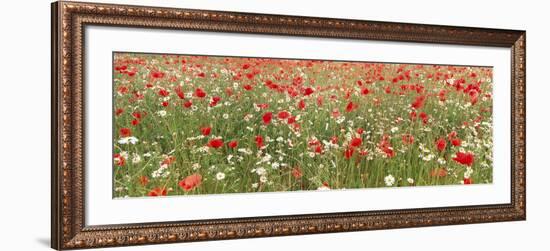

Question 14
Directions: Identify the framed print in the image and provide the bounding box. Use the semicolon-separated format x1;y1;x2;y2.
51;1;526;250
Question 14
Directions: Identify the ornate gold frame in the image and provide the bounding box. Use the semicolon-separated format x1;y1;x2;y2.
51;1;526;249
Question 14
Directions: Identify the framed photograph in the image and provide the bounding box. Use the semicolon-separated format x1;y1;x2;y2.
51;1;526;249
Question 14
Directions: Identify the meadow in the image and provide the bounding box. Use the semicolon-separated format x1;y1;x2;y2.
113;52;493;198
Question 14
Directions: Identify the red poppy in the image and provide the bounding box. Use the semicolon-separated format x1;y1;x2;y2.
161;156;176;166
436;138;446;151
379;135;395;158
448;131;458;140
343;147;355;159
158;88;170;97
402;134;414;145
277;111;290;119
451;138;462;147
131;112;142;119
209;96;221;107
255;135;264;148
197;72;206;78
463;177;473;185
113;153;125;167
228;140;238;148
419;112;429;124
350;137;362;147
147;187;167;196
410;111;417;121
119;128;131;137
161;101;169;107
347;101;357;112
453;152;475;166
298;99;306;110
151;71;165;79
356;128;364;134
287;116;296;124
115;108;124;116
178;173;202;191
262;112;273;124
361;88;370;95
315;145;323;154
208;138;224;148
303;87;314;96
411;95;426;110
139;176;149;186
195;88;207;98
292;167;303;179
131;119;139;126
174;85;185;99
243;84;253;91
200;126;211;136
183;100;193;108
117;86;128;94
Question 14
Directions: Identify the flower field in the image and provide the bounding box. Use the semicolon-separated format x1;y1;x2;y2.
113;52;493;198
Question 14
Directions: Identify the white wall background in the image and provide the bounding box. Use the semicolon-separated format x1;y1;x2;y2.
0;0;547;250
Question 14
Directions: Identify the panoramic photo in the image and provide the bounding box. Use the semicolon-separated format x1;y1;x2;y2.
112;52;493;198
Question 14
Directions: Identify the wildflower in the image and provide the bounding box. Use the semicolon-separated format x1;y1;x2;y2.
384;175;395;186
216;172;226;180
436;138;447;151
178;173;202;191
453;152;475;166
147;187;167;196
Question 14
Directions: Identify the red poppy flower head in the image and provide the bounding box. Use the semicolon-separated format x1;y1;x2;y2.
292;167;303;179
287;116;296;124
262;112;273;125
411;95;426;110
463;177;473;185
158;88;170;97
139;176;149;186
178;174;202;191
436;138;447;151
350;137;362;148
113;153;125;167
451;138;462;147
195;88;207;98
453;152;475;166
200;126;211;136
345;102;357;112
208;138;224;149
228;140;238;148
255;135;264;148
277;111;290;120
448;131;458;140
174;85;185;99
161;156;176;166
119;128;131;137
183;100;193;108
303;87;315;96
402;134;414;145
147;187;167;196
344;147;355;159
151;71;165;79
298;99;306;110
